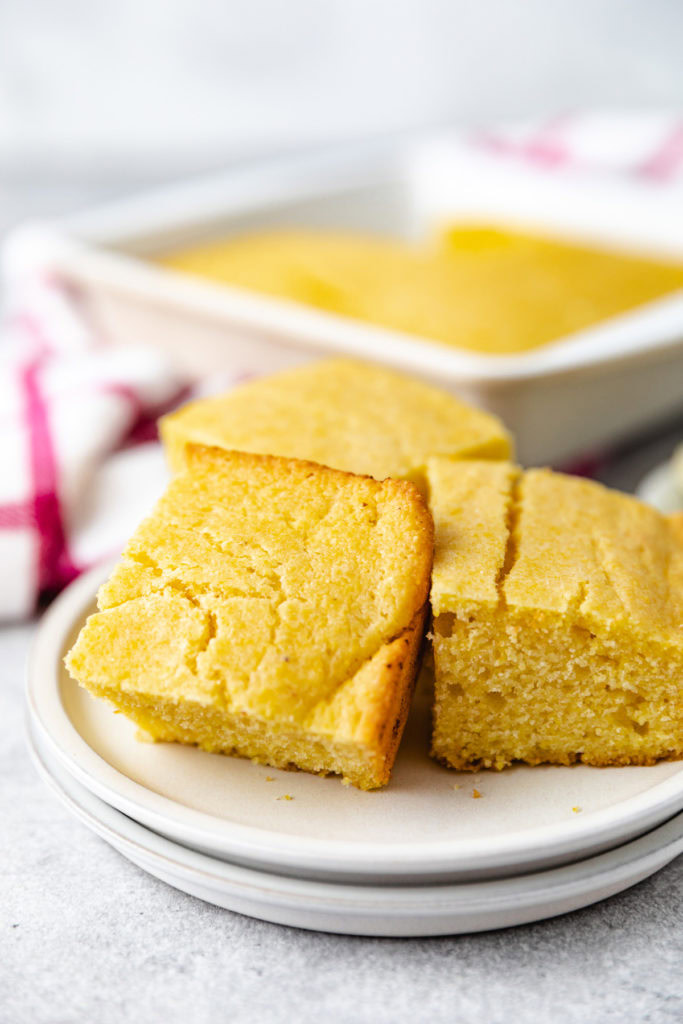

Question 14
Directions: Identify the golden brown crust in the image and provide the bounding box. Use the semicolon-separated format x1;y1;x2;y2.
161;358;512;483
433;749;683;772
184;442;431;505
361;602;430;787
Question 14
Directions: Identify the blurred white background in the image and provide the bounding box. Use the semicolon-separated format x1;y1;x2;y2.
1;0;682;228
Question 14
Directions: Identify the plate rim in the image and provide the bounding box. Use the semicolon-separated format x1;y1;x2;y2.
27;560;683;881
27;719;683;931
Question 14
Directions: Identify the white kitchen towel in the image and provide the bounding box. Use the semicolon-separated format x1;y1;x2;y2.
0;279;185;620
469;110;683;181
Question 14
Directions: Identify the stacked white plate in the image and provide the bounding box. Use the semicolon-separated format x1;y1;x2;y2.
27;563;683;936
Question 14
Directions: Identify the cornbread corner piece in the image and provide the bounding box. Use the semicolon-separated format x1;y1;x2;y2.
427;458;683;771
159;358;512;487
65;447;434;790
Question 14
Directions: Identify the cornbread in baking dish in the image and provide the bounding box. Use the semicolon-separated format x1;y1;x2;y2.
160;358;512;486
161;226;683;355
66;446;434;789
427;459;683;771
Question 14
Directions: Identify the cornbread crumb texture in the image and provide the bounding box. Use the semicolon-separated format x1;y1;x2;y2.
160;358;512;484
428;459;683;771
66;447;434;789
160;226;683;355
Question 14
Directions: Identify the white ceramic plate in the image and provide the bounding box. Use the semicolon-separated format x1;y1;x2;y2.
28;562;683;884
27;721;683;937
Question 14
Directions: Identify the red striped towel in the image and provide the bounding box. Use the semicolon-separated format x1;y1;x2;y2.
470;110;683;181
0;280;185;619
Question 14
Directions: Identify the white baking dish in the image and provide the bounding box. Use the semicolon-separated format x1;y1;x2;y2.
4;136;683;465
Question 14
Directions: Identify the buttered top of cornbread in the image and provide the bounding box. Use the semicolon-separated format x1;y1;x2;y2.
427;458;683;642
160;227;683;356
67;447;433;726
160;359;512;485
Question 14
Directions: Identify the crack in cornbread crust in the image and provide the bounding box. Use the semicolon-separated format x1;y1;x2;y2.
160;358;512;488
83;606;427;790
427;459;683;771
66;447;433;789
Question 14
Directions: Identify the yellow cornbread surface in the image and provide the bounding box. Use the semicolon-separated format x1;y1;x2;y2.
160;226;683;355
160;358;512;485
66;446;434;789
428;459;683;770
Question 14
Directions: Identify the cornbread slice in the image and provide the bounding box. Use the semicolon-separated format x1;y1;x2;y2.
160;359;512;486
66;446;433;789
428;459;683;770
